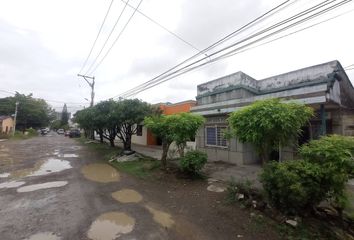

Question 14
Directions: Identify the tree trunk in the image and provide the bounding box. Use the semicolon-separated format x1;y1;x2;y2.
177;143;186;158
123;135;132;151
109;138;115;147
161;141;171;170
278;142;282;162
98;129;104;143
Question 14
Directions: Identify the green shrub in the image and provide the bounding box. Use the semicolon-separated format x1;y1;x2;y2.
299;135;354;208
27;128;38;136
179;150;207;175
260;160;325;215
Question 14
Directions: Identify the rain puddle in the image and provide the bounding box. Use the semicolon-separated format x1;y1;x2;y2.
0;173;10;178
0;181;26;189
62;154;78;158
24;232;61;240
81;164;120;183
112;189;142;203
87;212;135;240
17;181;68;193
145;205;174;228
11;158;72;178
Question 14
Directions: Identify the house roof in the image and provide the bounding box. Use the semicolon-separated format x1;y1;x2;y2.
0;115;12;121
196;60;352;97
192;60;354;116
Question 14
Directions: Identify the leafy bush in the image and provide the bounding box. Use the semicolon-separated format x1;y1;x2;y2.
299;135;354;208
179;150;207;175
260;160;325;215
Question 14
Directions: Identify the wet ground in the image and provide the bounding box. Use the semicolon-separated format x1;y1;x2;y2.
0;133;280;240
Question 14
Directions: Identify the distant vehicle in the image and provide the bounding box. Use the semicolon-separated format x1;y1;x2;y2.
57;129;65;134
69;129;81;138
40;128;48;135
64;130;70;137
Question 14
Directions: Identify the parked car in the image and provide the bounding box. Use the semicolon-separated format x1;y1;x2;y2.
57;129;65;134
64;130;70;137
69;129;81;138
40;128;48;135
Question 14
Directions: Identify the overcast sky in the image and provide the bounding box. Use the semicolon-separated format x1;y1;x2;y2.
1;0;354;112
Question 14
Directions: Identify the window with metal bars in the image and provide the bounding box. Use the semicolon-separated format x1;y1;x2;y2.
205;126;227;147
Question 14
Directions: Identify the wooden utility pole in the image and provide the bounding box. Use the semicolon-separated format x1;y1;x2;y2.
77;74;95;107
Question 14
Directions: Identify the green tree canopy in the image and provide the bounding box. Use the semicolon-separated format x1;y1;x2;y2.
61;103;69;126
0;92;54;130
144;113;205;169
228;98;313;163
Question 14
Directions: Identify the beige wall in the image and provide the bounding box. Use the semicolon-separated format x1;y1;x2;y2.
131;125;147;145
1;118;14;134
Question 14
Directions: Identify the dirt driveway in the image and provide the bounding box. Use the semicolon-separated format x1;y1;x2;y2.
0;133;279;240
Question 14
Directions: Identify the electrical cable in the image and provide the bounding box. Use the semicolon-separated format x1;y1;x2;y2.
109;0;295;99
118;0;347;98
84;0;132;75
79;0;115;74
87;0;144;75
119;0;352;98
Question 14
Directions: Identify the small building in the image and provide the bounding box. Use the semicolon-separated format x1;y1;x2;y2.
0;116;14;135
191;60;354;165
132;100;196;146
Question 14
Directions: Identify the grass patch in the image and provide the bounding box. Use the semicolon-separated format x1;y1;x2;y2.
76;137;161;179
110;158;160;179
76;137;119;161
10;130;38;140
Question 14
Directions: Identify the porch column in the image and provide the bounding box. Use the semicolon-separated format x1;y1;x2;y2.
320;104;326;135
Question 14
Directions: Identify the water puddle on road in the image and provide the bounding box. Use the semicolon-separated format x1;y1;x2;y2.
87;212;135;240
0;180;26;189
10;158;72;178
24;232;61;240
62;153;78;158
81;164;120;183
112;189;143;203
17;181;68;193
145;205;174;228
0;172;10;178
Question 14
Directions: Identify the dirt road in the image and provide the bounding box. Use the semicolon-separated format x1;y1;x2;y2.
0;133;279;240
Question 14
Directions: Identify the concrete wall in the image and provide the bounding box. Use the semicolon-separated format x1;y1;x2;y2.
195;122;260;165
0;118;14;134
131;125;147;145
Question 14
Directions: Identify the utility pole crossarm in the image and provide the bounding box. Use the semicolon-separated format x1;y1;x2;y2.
77;74;95;107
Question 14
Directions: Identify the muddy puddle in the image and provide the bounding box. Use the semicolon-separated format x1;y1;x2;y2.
62;153;78;158
24;232;61;240
81;164;120;183
0;180;26;189
145;205;174;228
0;173;10;178
87;212;135;240
112;189;142;203
10;158;72;178
17;181;68;193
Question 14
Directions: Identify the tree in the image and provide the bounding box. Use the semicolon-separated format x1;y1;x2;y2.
94;100;119;146
0;92;54;131
115;99;152;152
144;115;176;169
61;103;69;126
144;113;205;169
73;107;95;138
228;98;313;164
170;113;204;157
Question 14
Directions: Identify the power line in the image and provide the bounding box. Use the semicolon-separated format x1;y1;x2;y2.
79;0;115;74
84;0;131;75
87;0;144;75
118;0;352;98
0;89;88;105
120;0;202;53
110;0;294;99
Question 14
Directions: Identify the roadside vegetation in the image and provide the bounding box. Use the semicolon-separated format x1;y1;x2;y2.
0;92;55;132
227;99;354;239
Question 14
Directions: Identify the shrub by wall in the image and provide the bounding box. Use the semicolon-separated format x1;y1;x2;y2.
179;150;207;176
